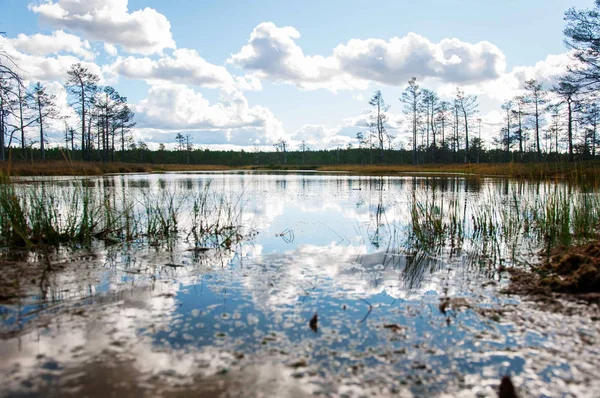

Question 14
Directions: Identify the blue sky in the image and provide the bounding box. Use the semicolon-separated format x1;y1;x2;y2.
0;0;591;150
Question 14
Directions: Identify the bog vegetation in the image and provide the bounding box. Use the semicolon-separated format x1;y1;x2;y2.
0;177;247;249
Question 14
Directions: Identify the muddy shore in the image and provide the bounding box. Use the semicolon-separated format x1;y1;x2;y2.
505;242;600;312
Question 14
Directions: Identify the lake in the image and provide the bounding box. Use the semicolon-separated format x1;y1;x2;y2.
0;171;599;397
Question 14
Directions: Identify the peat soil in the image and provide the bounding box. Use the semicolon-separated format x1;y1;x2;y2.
506;241;600;313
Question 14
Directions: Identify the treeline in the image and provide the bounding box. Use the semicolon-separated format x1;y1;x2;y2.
0;62;135;162
8;145;576;167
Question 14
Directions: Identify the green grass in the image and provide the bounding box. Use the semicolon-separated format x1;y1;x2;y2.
0;177;248;248
402;182;600;272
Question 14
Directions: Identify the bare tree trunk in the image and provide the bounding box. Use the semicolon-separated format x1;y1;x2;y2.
81;85;86;161
517;111;523;161
535;101;541;160
412;108;417;164
97;119;102;161
121;126;125;162
377;103;384;162
18;85;26;159
87;114;92;161
506;111;511;162
463;109;469;163
38;96;45;160
593;124;597;157
0;97;5;161
568;100;574;162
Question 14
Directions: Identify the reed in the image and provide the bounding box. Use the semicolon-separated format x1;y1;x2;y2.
0;160;231;176
0;177;248;248
5;160;600;182
316;161;600;181
403;182;600;272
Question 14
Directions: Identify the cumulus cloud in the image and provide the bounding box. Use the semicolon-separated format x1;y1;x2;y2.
104;43;118;57
108;49;262;91
235;74;263;91
335;34;505;85
292;125;338;148
510;52;575;90
229;22;507;91
10;30;95;60
109;49;235;88
134;84;284;146
228;22;367;91
0;36;105;83
30;0;176;55
291;110;407;150
437;52;575;102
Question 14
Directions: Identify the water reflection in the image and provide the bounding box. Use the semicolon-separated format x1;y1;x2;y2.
1;172;599;397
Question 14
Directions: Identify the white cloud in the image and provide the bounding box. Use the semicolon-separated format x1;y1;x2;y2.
108;49;263;91
509;52;574;91
436;52;574;102
228;22;368;92
0;36;105;84
104;43;118;57
235;74;263;91
133;84;284;146
292;125;337;148
291;110;407;150
335;34;506;85
229;22;507;91
30;0;176;55
10;30;95;60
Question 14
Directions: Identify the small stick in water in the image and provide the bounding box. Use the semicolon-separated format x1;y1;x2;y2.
499;375;518;398
309;313;318;332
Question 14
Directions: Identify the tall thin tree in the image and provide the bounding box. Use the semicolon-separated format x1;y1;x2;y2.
369;90;389;162
552;80;579;161
66;63;99;161
456;88;478;163
400;77;422;164
524;79;546;160
32;82;60;160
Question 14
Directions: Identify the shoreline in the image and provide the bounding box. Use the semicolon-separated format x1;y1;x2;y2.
3;160;600;180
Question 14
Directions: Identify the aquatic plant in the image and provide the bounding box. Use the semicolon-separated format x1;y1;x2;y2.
0;177;249;248
403;180;600;271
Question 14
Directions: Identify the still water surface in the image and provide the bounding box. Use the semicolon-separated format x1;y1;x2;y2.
0;171;599;397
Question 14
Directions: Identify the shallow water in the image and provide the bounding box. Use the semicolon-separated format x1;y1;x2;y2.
1;172;599;397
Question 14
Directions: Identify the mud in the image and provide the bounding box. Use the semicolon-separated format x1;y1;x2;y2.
505;242;600;311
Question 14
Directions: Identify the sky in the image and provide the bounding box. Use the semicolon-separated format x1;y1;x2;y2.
0;0;593;151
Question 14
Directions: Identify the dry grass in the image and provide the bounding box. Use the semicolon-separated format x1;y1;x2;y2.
4;160;600;181
151;164;232;172
315;162;600;180
0;161;231;176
